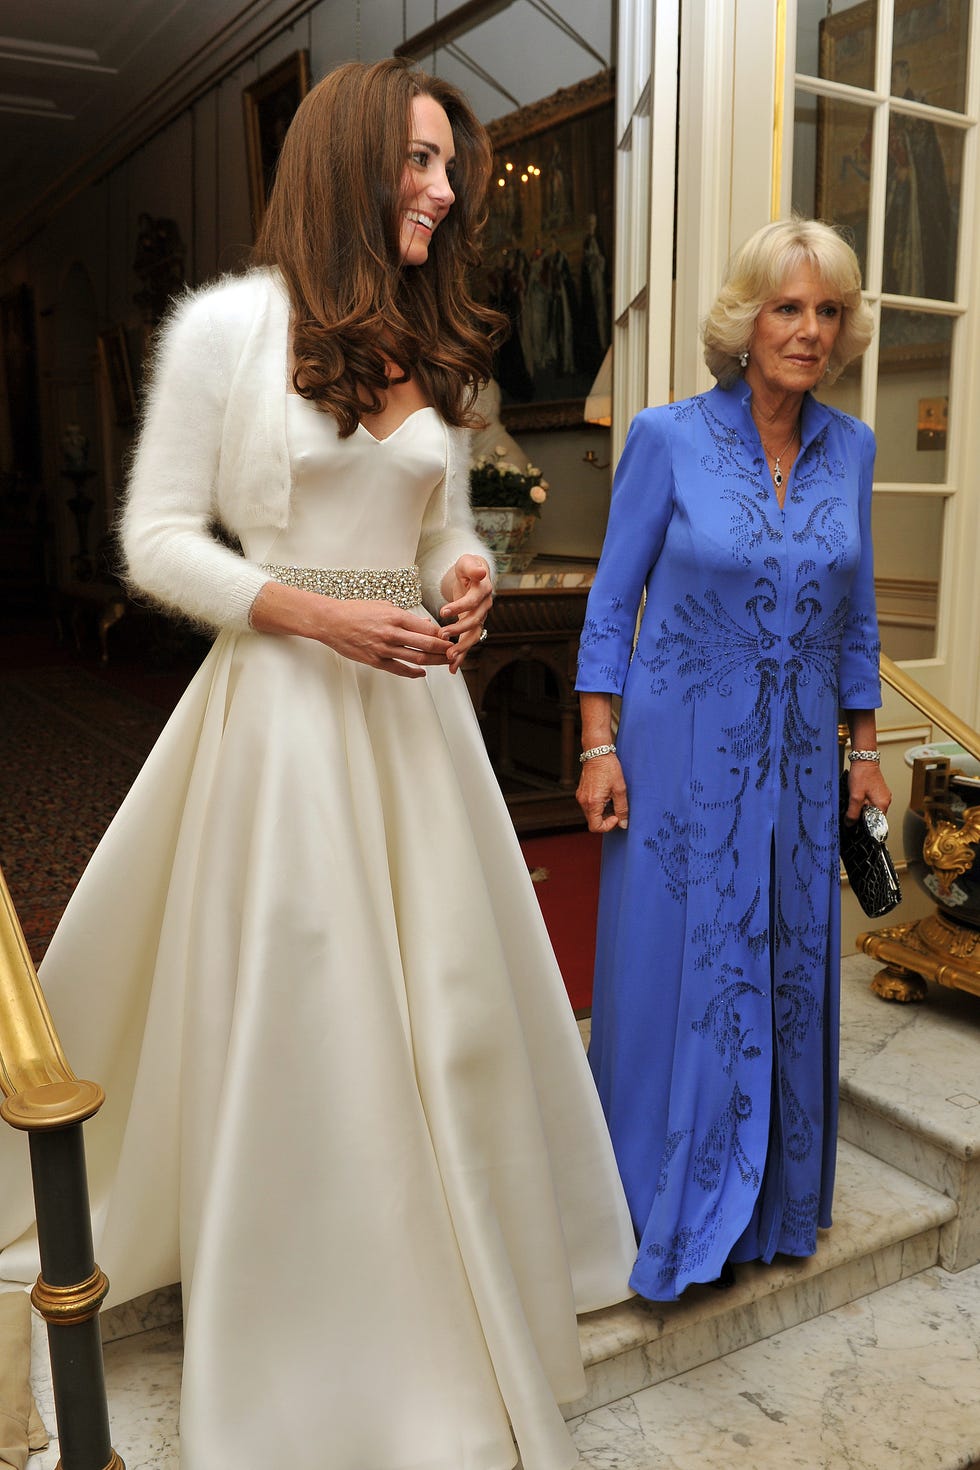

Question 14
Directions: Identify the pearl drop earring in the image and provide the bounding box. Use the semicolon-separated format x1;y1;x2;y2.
739;350;749;368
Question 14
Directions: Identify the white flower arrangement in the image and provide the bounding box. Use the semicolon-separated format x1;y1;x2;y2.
469;445;549;518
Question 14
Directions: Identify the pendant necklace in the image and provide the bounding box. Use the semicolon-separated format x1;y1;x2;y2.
761;423;800;489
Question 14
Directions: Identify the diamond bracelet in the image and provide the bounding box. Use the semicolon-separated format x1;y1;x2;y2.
847;749;881;763
580;744;617;764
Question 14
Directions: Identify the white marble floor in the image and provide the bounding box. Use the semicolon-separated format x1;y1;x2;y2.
24;1262;980;1469
21;956;980;1469
569;1261;980;1469
28;1312;181;1470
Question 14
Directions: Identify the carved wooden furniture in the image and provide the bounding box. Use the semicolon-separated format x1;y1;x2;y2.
463;562;594;832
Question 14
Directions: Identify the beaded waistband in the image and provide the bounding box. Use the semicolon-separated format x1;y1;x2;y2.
261;563;422;610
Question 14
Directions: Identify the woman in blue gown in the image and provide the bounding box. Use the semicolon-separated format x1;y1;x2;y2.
575;218;892;1301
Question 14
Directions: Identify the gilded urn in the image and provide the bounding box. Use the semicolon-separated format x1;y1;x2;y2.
902;744;980;928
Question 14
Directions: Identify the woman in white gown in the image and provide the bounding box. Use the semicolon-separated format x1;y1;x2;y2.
0;59;634;1470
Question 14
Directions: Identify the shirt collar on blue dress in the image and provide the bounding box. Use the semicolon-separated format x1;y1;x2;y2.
708;378;833;453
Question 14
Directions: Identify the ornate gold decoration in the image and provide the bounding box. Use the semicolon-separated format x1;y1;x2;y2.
869;964;929;1004
922;804;980;895
484;69;615;148
857;914;980;1002
32;1266;109;1326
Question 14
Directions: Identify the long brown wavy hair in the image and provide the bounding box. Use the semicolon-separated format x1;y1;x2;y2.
252;58;505;436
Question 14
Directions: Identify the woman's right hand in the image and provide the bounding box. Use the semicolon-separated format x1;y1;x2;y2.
576;753;629;833
248;581;453;677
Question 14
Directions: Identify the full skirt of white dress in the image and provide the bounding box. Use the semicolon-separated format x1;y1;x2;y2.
0;405;635;1470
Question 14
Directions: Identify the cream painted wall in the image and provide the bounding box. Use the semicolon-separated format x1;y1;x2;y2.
518;427;612;559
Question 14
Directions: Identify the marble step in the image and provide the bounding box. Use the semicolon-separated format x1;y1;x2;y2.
838;955;980;1272
564;1136;956;1419
26;1138;953;1470
568;1258;980;1469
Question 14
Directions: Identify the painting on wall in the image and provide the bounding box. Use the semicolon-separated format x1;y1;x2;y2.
817;0;963;369
0;285;42;482
477;70;615;431
97;326;137;428
243;49;311;234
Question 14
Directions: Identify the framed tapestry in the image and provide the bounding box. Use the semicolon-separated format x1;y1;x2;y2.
478;69;615;431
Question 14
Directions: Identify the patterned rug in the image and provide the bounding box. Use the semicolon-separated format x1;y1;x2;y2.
0;667;170;963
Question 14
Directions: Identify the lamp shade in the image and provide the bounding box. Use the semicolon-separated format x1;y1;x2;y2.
583;346;612;426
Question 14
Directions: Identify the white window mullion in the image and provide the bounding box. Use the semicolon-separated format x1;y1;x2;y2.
646;0;679;415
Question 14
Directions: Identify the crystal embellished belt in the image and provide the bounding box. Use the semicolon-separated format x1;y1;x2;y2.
261;563;422;610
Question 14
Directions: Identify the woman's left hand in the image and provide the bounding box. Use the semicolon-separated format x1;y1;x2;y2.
845;761;892;823
440;555;494;673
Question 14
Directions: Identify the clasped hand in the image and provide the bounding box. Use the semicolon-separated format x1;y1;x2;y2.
843;761;892;823
251;555;493;678
345;553;493;677
439;554;494;674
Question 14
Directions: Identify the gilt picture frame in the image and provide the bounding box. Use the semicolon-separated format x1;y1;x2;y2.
97;325;136;428
243;50;311;234
478;69;615;431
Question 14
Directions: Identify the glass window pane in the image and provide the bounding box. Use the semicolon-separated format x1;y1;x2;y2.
792;92;872;282
875;308;952;482
871;492;943;660
884;113;962;300
892;0;969;115
796;0;877;90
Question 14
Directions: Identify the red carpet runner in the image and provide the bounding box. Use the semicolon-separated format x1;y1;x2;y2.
520;830;600;1013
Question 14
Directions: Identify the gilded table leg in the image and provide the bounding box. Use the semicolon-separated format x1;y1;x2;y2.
869;964;929;1004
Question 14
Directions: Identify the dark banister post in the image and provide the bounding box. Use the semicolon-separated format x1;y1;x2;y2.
2;1085;125;1470
0;864;125;1470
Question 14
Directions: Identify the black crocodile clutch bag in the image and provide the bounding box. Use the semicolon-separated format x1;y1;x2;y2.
839;771;902;918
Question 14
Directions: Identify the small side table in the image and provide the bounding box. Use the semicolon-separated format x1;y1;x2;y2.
463;558;595;832
56;580;128;664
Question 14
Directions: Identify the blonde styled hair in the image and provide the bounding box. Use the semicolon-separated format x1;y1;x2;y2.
702;217;874;388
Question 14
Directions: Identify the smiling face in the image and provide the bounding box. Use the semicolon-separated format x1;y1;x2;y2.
398;94;456;266
745;261;844;399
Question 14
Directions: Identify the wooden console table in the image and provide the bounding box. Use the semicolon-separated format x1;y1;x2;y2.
463;559;595;833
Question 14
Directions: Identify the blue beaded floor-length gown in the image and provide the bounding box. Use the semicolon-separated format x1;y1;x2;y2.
576;380;882;1301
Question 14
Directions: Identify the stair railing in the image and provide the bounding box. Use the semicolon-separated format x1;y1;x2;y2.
879;652;980;763
0;864;125;1470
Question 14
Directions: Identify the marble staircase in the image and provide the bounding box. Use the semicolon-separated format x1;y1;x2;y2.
25;953;980;1468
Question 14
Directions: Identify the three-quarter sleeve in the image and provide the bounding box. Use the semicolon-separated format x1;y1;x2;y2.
576;409;675;694
838;422;883;710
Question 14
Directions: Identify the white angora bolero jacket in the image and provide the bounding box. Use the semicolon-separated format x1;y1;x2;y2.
121;268;488;632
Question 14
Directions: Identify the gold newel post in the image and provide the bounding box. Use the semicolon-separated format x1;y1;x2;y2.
0;865;125;1470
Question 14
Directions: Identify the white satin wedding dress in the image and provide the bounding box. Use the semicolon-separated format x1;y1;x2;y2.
0;397;634;1470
